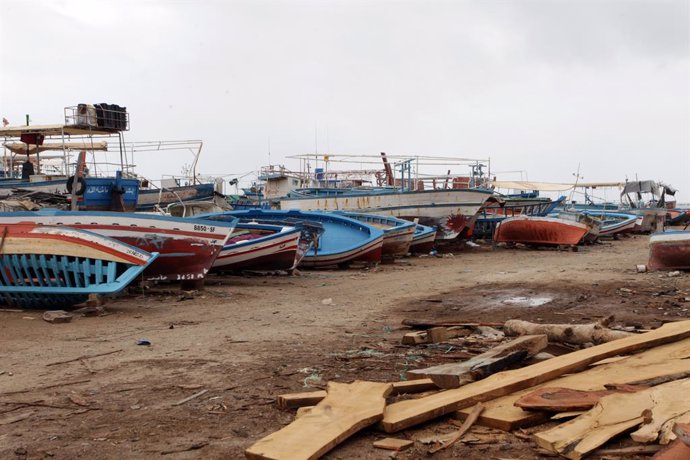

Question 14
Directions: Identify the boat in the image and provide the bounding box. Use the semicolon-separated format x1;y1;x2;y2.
410;223;437;253
581;210;637;237
493;216;590;247
0;223;157;308
472;193;565;240
209;222;303;272
334;212;415;258
199;209;384;268
667;209;690;226
555;209;601;243
648;230;690;270
0;209;236;284
620;181;675;233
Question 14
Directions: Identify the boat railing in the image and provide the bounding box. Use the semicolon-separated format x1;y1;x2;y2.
64;104;129;131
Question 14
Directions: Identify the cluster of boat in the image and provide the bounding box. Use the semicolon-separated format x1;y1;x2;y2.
0;107;687;309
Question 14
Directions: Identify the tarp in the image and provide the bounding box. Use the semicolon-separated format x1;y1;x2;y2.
3;141;108;155
621;180;659;196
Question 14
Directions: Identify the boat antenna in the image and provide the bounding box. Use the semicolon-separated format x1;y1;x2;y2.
568;163;582;207
268;135;271;166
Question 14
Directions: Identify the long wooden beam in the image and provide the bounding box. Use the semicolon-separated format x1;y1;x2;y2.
379;320;690;433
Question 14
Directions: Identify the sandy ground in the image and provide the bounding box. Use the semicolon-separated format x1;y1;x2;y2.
1;233;689;459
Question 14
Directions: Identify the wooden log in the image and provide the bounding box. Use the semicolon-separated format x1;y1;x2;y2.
652;439;690;460
406;335;548;389
515;386;645;412
534;379;690;460
504;319;632;345
246;381;392;460
276;379;438;410
372;438;413;451
457;337;690;430
402;319;503;329
379;320;690;433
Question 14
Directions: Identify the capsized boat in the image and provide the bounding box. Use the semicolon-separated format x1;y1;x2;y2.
648;230;690;270
409;223;437;253
0;210;236;283
334;212;415;258
200;209;384;268
0;223;157;308
493;216;589;246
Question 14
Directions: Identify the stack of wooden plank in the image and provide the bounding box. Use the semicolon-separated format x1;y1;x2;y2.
244;320;690;460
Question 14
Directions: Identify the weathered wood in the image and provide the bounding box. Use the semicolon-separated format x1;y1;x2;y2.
379;320;690;433
429;403;484;454
372;438;413;451
534;379;690;460
276;391;327;410
402;319;503;329
659;414;690;444
246;381;392;460
401;326;467;345
457;337;690;430
551;411;586;420
406;335;548;389
515;386;644;412
631;394;690;443
596;445;662;455
504;319;632;345
276;379;438;410
674;422;690;446
653;439;690;460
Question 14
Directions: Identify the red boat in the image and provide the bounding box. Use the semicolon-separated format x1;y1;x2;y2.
493;216;589;246
0;210;237;283
648;230;690;270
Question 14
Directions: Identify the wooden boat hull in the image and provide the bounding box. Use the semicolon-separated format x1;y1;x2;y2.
280;188;493;240
336;212;415;258
494;216;589;246
648;231;690;270
200;209;385;268
473;196;564;240
409;223;437;253
0;224;156;308
212;224;301;272
0;210;236;282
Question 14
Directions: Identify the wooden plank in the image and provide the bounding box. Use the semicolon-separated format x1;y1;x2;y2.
372;438;413;451
401;326;467;345
276;379;438;410
457;337;690;430
379;320;690;433
659;413;690;444
515;386;644;412
673;422;690;446
246;381;392;460
276;391;327;410
407;335;547;389
534;379;690;460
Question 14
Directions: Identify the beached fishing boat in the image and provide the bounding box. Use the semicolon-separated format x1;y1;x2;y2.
0;223;157;308
201;209;384;268
667;209;690;226
410;223;437;253
620;181;675;233
335;212;415;258
493;216;589;247
555;209;601;243
209;222;302;272
582;210;637;237
648;230;690;270
0;210;236;283
473;194;565;240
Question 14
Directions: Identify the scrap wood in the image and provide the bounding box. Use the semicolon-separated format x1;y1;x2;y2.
428;403;484;454
596;445;662;455
380;320;690;433
246;381;392;460
172;389;208;406
457;337;690;431
659;414;690;445
407;335;548;389
514;385;645;412
276;378;438;409
534;379;690;460
401;326;467;345
45;349;123;366
372;437;413;451
673;422;690;446
652;439;690;460
503;318;633;345
402;319;503;329
551;411;586;420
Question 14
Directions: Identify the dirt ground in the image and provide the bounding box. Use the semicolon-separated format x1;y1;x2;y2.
1;233;689;459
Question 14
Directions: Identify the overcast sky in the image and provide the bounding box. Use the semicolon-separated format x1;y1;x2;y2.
1;0;688;201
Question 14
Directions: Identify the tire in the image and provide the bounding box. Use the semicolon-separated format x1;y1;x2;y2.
66;176;86;196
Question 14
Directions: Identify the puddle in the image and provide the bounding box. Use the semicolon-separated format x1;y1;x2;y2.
501;296;553;307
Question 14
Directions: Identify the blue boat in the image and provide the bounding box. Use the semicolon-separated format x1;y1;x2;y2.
410;223;437;253
334;212;415;258
0;223;157;308
580;210;637;237
197;209;385;268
